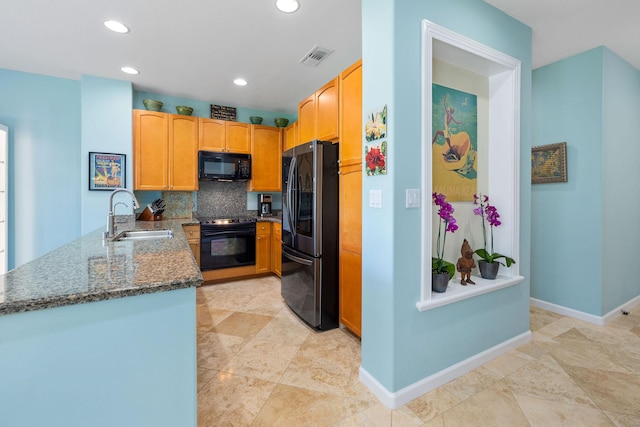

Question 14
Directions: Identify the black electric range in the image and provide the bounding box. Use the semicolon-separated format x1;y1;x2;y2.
198;217;257;271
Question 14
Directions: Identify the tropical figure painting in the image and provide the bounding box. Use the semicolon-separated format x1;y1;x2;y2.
432;84;477;201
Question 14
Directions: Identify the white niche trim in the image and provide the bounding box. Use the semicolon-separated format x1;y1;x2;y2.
418;21;524;311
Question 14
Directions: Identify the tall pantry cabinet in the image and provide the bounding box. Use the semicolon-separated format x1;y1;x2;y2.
338;60;363;337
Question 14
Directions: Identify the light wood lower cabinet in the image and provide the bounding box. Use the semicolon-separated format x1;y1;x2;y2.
339;163;362;337
271;222;282;277
182;224;200;268
256;221;271;274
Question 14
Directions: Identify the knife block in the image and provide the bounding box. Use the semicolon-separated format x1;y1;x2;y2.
138;206;163;221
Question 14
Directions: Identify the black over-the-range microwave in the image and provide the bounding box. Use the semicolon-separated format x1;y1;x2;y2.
198;151;251;181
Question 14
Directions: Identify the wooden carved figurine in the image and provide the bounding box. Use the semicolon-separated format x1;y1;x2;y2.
456;239;476;286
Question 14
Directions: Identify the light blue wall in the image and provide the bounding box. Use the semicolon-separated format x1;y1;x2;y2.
0;288;197;427
361;0;532;392
0;69;81;269
81;76;134;234
531;47;640;316
133;91;297;125
531;48;604;315
601;49;640;312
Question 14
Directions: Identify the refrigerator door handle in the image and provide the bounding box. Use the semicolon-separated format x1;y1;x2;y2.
282;246;314;266
287;156;297;236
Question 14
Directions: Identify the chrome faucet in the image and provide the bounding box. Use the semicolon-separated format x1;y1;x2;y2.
104;189;140;240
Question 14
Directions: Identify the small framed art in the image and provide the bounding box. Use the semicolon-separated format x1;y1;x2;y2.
531;142;567;184
89;152;126;190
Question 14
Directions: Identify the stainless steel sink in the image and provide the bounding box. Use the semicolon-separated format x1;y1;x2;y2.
112;229;174;241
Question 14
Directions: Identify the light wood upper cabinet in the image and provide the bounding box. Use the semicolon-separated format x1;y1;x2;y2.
134;110;169;190
316;77;339;141
247;125;282;192
283;121;298;153
199;118;250;154
298;93;316;144
134;110;198;191
198;118;226;152
339;59;363;168
169;114;199;191
297;76;340;144
226;121;251;153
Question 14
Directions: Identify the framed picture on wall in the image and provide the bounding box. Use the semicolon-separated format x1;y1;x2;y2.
89;152;126;190
431;84;478;201
531;142;567;184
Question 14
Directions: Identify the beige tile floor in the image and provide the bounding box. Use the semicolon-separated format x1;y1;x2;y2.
197;276;640;426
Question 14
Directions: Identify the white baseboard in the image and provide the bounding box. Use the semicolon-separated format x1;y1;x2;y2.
358;331;531;409
530;296;640;326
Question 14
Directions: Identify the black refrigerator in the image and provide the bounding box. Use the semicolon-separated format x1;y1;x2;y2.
281;140;339;330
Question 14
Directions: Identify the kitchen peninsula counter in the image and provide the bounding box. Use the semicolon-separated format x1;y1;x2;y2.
0;218;201;427
0;218;202;315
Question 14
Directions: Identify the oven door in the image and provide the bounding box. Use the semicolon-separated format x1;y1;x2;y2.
200;225;256;271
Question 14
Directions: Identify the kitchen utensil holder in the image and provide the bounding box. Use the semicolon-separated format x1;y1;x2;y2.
138;206;163;221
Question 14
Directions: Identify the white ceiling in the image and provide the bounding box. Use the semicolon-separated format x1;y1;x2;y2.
1;1;637;115
485;0;640;70
0;0;362;115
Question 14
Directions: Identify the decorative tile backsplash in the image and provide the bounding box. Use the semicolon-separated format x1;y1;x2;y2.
196;181;250;219
161;191;194;218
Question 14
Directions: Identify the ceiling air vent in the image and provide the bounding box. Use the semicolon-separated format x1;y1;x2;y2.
299;45;334;67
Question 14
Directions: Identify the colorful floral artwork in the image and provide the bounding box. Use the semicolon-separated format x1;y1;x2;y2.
365;141;387;176
364;105;388;177
365;105;387;142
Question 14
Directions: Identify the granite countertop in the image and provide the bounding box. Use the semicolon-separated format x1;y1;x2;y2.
254;211;282;223
0;219;203;316
255;215;282;223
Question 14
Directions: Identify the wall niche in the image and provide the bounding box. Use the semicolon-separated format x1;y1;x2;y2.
418;21;524;311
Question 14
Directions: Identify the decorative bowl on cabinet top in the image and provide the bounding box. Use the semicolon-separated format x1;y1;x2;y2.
274;118;289;127
176;105;194;116
143;99;163;111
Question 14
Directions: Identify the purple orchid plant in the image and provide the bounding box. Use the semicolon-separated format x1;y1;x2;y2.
432;192;458;277
473;193;516;267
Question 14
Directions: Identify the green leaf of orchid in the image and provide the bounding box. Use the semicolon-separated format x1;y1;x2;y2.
474;249;491;262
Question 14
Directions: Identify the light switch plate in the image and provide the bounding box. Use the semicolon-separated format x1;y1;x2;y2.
369;189;382;208
406;189;420;208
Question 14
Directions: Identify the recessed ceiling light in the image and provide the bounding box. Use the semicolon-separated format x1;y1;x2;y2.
121;66;139;75
233;78;248;86
275;0;299;13
104;20;130;34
